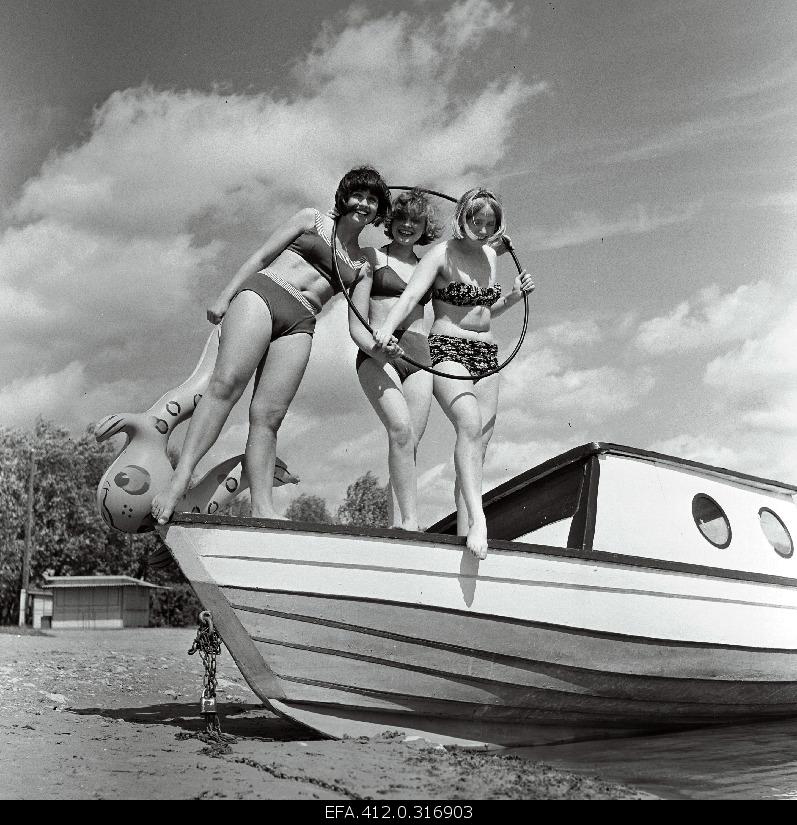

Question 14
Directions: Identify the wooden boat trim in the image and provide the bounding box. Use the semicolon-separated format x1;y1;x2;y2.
168;513;797;589
224;589;797;654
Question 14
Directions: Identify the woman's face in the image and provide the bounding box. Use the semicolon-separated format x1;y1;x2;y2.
465;204;497;243
390;210;426;247
345;189;380;225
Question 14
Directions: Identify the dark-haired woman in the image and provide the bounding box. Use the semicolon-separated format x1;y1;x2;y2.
349;189;443;530
151;166;391;524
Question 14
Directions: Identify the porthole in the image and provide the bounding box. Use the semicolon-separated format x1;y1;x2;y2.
759;508;793;559
692;494;731;548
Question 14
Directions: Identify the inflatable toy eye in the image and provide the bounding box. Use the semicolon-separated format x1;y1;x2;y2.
113;464;152;496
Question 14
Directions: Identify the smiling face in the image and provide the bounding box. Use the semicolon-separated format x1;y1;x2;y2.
390;209;426;247
344;189;380;226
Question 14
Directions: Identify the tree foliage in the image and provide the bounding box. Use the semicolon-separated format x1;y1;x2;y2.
0;418;392;625
0;420;171;624
336;471;389;528
285;493;334;524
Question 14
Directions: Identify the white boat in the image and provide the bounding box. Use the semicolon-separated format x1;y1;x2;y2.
159;442;797;748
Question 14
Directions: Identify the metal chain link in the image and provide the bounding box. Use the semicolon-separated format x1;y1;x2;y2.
187;610;227;742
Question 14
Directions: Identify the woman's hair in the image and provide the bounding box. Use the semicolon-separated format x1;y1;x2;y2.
334;165;391;226
451;187;506;245
384;188;444;246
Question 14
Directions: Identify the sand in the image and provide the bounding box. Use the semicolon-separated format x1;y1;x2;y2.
0;627;654;800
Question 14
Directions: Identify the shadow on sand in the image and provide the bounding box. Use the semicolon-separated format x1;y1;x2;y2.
70;702;325;742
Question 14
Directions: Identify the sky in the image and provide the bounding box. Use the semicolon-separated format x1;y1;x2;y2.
1;0;795;524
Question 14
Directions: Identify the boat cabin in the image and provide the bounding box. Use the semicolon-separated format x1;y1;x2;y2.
428;443;797;578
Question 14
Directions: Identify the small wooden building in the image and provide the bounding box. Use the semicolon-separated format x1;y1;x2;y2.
28;588;54;629
42;575;163;629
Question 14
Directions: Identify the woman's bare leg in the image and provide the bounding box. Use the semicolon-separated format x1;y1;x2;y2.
454;372;500;529
400;367;433;527
247;332;313;518
433;363;488;559
151;292;274;524
357;358;421;530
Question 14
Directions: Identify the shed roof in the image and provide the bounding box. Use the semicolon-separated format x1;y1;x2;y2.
42;575;164;589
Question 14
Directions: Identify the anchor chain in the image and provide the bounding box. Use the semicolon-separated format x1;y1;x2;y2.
187;610;230;745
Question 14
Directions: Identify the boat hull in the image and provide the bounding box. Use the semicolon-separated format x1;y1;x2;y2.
162;516;797;748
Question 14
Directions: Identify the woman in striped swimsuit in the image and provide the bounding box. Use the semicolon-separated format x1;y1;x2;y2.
151;166;390;525
373;188;535;559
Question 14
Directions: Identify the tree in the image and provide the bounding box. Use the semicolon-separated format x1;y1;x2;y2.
0;419;157;623
336;472;389;528
285;493;333;524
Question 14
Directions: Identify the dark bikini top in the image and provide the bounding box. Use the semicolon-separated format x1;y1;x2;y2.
431;280;502;307
287;209;366;293
371;250;431;305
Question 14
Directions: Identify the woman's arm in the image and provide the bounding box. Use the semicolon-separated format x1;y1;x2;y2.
373;243;444;346
348;249;378;355
491;268;535;318
206;208;316;324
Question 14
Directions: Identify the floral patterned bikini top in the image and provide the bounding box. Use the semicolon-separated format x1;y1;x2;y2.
431;280;502;307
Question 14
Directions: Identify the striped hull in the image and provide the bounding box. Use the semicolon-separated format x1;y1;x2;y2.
162;517;797;748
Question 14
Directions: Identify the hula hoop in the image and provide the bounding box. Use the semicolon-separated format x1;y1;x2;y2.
331;185;530;381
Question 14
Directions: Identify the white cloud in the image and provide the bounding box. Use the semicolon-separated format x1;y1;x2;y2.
648;275;797;481
534;202;699;251
635;280;777;355
758;191;797;213
0;362;148;432
0;1;540;440
501;347;653;421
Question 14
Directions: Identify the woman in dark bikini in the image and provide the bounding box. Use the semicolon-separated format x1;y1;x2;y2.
151;166;390;525
373;188;534;558
349;189;443;530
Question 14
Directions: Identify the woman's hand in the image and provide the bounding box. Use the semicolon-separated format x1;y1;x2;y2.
383;340;404;361
373;326;397;349
207;295;231;325
489;233;513;255
513;268;535;296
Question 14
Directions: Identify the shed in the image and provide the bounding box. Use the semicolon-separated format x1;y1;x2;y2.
42;575;164;629
28;588;54;629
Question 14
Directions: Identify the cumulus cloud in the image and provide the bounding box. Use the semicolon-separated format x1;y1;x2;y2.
0;362;149;432
501;347;653;421
635;280;777;354
646;274;797;480
1;0;540;440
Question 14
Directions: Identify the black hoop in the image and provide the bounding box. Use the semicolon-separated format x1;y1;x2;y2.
331;185;530;381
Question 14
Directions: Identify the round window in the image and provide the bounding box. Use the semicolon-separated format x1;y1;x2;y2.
692;494;731;548
759;508;793;559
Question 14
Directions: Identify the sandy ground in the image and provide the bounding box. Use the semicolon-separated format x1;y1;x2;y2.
0;627;654;800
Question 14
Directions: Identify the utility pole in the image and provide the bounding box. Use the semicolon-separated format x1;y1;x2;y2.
18;449;35;627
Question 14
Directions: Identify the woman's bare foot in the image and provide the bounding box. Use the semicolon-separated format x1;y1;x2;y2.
250;504;288;520
466;519;488;560
151;477;190;526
